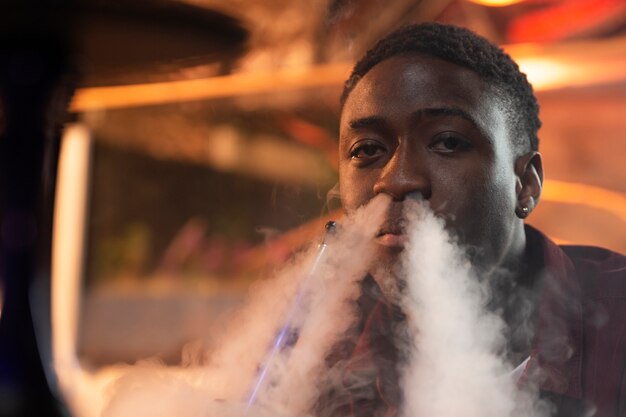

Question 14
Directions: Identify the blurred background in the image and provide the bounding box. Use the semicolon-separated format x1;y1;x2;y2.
2;0;625;416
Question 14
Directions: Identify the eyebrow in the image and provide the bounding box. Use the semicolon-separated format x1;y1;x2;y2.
348;107;479;129
421;107;492;142
419;107;478;126
348;115;388;130
346;107;490;141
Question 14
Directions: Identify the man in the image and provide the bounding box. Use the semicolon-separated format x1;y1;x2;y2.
322;22;626;417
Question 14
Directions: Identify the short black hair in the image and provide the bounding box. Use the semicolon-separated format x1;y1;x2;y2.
340;22;541;152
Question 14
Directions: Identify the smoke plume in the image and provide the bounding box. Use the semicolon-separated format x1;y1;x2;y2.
99;196;549;417
398;200;547;417
101;194;391;417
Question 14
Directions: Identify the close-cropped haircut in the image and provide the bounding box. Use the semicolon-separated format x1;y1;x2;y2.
340;22;541;153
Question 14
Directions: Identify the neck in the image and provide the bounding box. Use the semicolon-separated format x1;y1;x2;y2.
483;221;529;284
485;222;544;365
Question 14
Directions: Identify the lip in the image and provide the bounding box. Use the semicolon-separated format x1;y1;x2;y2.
375;232;407;247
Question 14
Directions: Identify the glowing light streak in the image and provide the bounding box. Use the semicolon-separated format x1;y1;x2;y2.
70;62;352;112
508;0;626;43
52;124;91;374
69;36;626;112
542;179;626;223
514;57;571;91
514;54;626;91
52;124;102;417
468;0;524;6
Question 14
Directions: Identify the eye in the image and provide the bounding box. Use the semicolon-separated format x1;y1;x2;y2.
349;141;386;161
429;133;472;154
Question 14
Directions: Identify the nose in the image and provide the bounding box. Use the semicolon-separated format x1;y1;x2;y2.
372;143;431;201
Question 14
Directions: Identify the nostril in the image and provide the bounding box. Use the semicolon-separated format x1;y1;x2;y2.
373;186;408;202
418;187;432;200
405;191;425;202
374;186;431;202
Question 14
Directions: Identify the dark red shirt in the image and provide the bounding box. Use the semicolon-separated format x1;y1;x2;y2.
522;226;626;417
317;226;626;417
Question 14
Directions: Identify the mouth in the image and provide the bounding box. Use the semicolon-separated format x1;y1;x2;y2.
375;232;407;247
375;221;407;248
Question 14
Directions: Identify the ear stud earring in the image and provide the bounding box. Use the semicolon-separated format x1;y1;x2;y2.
518;206;530;218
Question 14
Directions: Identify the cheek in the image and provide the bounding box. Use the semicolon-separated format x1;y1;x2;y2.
484;161;518;214
452;168;516;244
429;165;495;230
339;165;377;211
430;162;488;205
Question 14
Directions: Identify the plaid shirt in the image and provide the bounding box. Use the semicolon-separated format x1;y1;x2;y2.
315;276;402;417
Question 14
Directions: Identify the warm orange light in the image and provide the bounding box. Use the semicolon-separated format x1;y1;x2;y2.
52;124;103;417
468;0;524;6
70;63;352;112
508;0;626;43
542;179;626;223
514;57;570;91
69;35;626;112
505;37;626;91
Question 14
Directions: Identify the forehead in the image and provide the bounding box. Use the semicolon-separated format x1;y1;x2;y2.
340;54;509;144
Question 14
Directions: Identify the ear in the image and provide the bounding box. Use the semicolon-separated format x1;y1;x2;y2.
514;151;543;219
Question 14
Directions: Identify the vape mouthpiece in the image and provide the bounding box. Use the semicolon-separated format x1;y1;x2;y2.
246;219;336;413
322;221;336;244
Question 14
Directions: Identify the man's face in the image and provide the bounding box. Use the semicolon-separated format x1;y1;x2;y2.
339;54;522;272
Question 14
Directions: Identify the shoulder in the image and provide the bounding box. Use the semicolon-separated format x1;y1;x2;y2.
560;244;626;297
560;245;626;274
